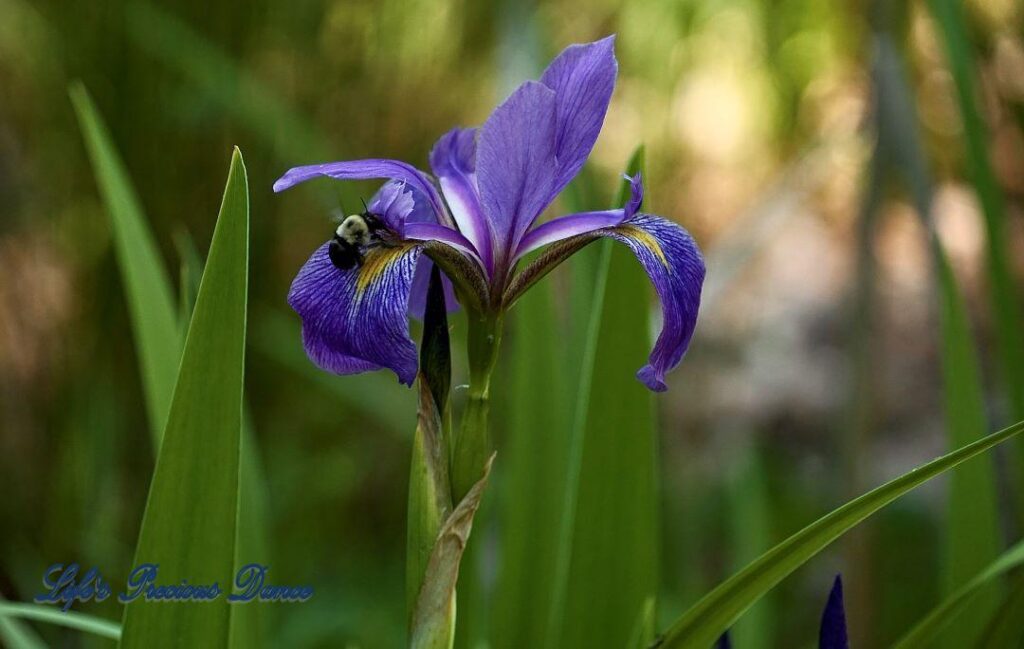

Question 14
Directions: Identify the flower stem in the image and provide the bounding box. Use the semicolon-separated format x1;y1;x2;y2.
451;310;503;502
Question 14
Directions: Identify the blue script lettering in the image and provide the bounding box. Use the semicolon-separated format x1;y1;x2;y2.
118;563;221;603
228;564;314;603
33;563;111;612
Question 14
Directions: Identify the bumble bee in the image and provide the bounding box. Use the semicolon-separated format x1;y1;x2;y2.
329;212;385;270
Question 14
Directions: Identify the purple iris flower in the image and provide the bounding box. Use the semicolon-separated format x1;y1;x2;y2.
275;36;704;391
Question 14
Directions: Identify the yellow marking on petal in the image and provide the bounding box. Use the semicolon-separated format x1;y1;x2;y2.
355;243;416;297
617;224;669;270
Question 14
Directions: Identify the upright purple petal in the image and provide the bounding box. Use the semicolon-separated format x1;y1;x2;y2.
430;128;494;272
819;575;849;649
601;213;704;392
273;158;451;227
368;180;416;234
514;172;644;259
539;35;618;201
288;241;424;385
476;80;558;266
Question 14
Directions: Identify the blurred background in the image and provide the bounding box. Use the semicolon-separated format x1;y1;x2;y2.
2;0;1024;647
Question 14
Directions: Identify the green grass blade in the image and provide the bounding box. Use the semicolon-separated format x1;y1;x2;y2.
656;419;1024;649
119;148;249;649
0;602;121;641
893;538;1024;648
548;148;658;649
174;229;204;332
69;83;181;443
872;33;1002;645
0;594;48;649
927;0;1024;428
978;574;1024;647
726;449;774;649
932;241;1001;645
493;258;569;648
71;88;269;648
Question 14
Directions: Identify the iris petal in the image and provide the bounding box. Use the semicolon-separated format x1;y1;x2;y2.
514;172;644;259
430;128;493;271
476;80;558;267
273;158;451;227
367;181;416;234
539;35;618;202
603;213;704;392
819;575;849;649
288;241;424;385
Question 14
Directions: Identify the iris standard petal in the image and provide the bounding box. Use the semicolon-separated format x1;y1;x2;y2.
514;172;644;259
476;80;558;265
430;128;493;271
288;241;424;385
367;180;416;234
273;158;451;227
603;213;704;392
818;576;848;649
539;35;618;201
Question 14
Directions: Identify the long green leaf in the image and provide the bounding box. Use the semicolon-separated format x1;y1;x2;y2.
69;82;180;444
119;148;249;648
872;33;1002;645
979;574;1024;647
71;86;268;649
726;448;774;649
932;241;1001;646
0;595;48;649
0;602;121;641
493;250;570;648
894;538;1024;648
656;419;1024;649
548;148;657;649
927;0;1024;428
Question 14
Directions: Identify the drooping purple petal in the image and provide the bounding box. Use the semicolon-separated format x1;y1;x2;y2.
288;241;424;385
539;35;618;201
476;80;558;266
819;575;849;649
408;257;459;319
601;213;704;392
430;128;493;271
514;172;644;259
368;180;416;234
716;631;732;649
273;158;451;227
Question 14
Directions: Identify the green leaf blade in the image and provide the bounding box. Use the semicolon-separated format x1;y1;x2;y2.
69;83;181;444
0;602;121;642
927;0;1024;428
119;148;249;648
894;538;1024;648
658;419;1024;649
549;148;658;649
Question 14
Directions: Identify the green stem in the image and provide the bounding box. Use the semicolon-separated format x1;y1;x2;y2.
451;310;503;503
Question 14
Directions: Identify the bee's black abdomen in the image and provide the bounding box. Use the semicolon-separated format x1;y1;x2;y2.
329;238;360;270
